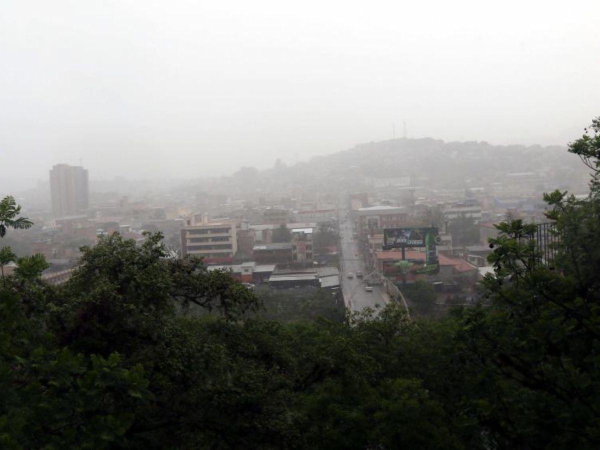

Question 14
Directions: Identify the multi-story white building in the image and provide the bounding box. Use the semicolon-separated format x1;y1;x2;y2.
180;222;237;265
444;201;482;222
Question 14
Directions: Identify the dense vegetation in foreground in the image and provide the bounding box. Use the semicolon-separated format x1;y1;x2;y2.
1;119;600;449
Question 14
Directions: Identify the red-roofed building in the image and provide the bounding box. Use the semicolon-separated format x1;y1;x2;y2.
375;250;477;283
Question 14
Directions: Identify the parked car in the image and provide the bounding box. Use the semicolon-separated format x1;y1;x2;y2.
365;284;373;292
356;271;363;278
347;273;354;279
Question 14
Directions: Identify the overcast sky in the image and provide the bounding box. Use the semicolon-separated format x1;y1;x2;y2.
1;0;599;190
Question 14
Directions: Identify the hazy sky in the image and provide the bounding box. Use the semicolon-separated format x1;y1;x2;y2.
1;0;599;190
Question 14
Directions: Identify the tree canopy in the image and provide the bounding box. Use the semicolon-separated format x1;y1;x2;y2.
271;223;292;243
2;117;600;448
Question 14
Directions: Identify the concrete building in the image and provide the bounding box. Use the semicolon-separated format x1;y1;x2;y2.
262;208;289;225
444;200;482;222
50;164;89;218
268;266;340;290
180;222;237;265
294;208;337;224
374;250;478;284
350;193;369;210
291;227;313;263
252;243;293;264
355;205;413;234
207;262;276;284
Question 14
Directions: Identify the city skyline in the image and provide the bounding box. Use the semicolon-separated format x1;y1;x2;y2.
1;0;599;190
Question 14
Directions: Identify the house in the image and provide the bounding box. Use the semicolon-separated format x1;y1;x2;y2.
374;250;478;284
208;262;276;284
253;243;293;264
291;228;313;263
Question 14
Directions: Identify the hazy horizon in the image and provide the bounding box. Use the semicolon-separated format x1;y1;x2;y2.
2;0;599;191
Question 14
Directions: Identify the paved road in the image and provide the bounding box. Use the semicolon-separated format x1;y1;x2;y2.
339;220;388;312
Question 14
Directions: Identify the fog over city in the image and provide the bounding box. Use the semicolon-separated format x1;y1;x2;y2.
4;1;600;447
1;0;599;191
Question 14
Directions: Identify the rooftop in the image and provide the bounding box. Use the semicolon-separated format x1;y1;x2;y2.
291;228;313;234
208;263;277;274
253;243;293;251
376;251;477;273
358;205;404;212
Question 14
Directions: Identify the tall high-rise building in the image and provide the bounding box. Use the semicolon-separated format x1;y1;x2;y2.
49;164;89;218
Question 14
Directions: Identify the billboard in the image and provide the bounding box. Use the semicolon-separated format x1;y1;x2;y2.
383;227;440;274
383;227;439;248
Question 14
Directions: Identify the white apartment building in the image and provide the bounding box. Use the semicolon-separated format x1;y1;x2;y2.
180;222;237;264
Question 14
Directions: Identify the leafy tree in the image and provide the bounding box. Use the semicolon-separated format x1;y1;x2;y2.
2;119;600;449
53;232;259;357
255;286;345;323
313;222;339;251
0;282;150;449
272;223;291;243
0;246;16;278
426;205;446;230
454;116;600;448
0;196;32;238
402;280;438;316
568;116;600;192
14;254;49;281
448;213;480;246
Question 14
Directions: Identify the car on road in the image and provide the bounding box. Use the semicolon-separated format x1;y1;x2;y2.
346;273;354;279
365;284;373;292
356;271;363;278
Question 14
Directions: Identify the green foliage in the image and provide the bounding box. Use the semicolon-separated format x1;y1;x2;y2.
568;117;600;192
0;246;16;278
0;290;149;449
402;280;437;316
272;223;291;243
449;213;480;246
313;222;339;250
455;117;600;447
0;196;32;238
426;205;446;229
171;259;260;320
254;287;345;323
2;118;600;448
13;254;49;281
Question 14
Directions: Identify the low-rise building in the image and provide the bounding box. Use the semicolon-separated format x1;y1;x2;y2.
268;266;340;290
180;222;237;265
444;200;482;222
356;205;409;233
291;228;313;263
253;243;293;264
374;250;478;284
262;208;290;225
294;208;337;224
208;262;276;284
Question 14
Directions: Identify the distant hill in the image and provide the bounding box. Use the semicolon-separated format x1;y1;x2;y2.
251;138;586;192
202;137;590;203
